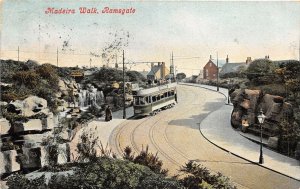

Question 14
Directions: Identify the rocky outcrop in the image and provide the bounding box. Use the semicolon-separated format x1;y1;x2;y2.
0;118;10;135
0;150;20;175
7;96;48;117
231;89;293;140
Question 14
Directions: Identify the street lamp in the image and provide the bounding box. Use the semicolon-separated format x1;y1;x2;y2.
227;79;232;104
257;109;266;164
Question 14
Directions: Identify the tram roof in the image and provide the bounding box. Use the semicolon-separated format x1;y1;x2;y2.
134;83;177;96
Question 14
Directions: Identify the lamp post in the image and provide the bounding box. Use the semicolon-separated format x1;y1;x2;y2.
257;109;266;164
227;79;231;104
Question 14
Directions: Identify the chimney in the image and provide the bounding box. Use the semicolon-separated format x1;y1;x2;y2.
151;63;154;69
226;55;229;63
209;55;212;60
158;62;161;66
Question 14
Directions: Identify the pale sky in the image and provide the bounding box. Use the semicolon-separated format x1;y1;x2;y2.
1;1;299;76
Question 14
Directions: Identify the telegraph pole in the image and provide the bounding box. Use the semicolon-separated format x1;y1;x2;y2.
123;50;126;119
217;52;219;91
56;47;58;67
89;58;92;68
17;46;19;63
172;52;175;81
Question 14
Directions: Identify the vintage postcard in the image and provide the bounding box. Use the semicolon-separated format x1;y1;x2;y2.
0;1;300;189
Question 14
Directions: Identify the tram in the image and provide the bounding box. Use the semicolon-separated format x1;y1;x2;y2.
132;83;177;116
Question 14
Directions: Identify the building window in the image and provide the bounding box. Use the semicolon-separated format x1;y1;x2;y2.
210;63;212;67
213;74;216;77
206;69;208;77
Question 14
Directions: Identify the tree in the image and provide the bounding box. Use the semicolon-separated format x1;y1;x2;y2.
245;59;277;85
12;70;40;89
176;73;186;80
276;60;300;100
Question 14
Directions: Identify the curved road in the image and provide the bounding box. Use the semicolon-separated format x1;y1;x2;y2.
109;85;300;189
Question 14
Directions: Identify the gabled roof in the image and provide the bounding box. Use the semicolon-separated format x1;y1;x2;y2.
147;66;161;76
204;59;227;68
220;62;246;74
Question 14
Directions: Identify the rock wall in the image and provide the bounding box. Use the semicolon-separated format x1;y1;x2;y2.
230;89;292;135
1;95;70;177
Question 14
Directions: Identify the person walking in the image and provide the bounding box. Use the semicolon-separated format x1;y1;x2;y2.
105;105;112;121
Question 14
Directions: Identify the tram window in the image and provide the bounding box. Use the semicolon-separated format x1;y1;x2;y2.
140;97;146;105
145;96;149;103
164;92;168;97
168;91;171;96
160;94;164;99
171;90;175;96
157;95;161;101
152;96;157;102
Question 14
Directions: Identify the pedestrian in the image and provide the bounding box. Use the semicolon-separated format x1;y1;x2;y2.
105;105;112;121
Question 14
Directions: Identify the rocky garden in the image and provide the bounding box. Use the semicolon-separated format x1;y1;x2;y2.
0;59;237;189
221;59;300;160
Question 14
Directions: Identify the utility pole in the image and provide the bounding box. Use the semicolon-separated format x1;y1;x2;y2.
172;52;175;81
217;52;219;91
123;50;126;119
56;47;58;67
89;58;92;68
17;46;20;63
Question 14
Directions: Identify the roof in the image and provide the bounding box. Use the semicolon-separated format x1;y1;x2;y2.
211;59;227;67
134;83;177;96
220;62;246;75
147;65;161;76
204;59;227;69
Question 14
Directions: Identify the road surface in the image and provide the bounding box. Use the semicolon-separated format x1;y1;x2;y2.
109;84;300;189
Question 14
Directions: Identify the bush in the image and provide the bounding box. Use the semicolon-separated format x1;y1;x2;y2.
7;158;182;189
179;161;236;189
123;146;168;176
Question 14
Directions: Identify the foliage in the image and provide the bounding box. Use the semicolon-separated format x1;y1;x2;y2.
95;67;123;81
278;118;300;156
0;59;38;83
123;146;168;176
1;60;61;113
179;161;236;189
36;63;59;88
245;59;278;85
12;70;40;89
94;67;146;82
6;173;47;189
176;72;187;80
75;130;115;162
7;158;182;189
276;60;300;101
127;70;146;82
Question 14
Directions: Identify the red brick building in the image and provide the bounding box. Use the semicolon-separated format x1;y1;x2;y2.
203;55;218;80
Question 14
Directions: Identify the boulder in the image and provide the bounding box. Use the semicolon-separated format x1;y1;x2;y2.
0;101;8;106
13;119;43;133
0;118;10;135
0;150;20;175
42;113;55;130
8;96;48;117
230;89;293;137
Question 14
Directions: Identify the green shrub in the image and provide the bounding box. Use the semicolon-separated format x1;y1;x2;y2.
179;161;236;189
7;158;182;189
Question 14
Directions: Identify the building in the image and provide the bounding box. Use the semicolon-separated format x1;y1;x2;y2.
219;56;252;77
203;55;218;80
147;62;170;81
